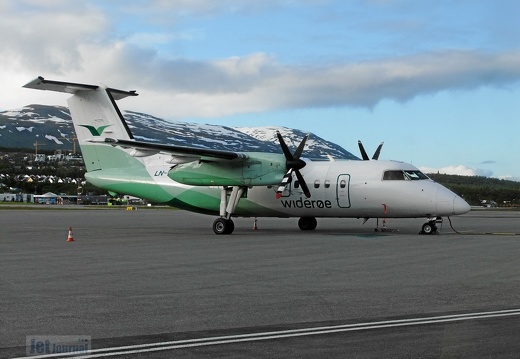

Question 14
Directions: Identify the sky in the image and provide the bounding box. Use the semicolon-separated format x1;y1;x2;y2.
1;0;519;180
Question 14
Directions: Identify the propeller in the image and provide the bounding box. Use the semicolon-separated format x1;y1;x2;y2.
275;131;311;198
358;141;384;160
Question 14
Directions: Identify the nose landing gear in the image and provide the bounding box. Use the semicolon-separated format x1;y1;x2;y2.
420;217;442;235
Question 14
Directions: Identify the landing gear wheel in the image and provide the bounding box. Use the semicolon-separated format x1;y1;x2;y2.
213;218;235;235
298;217;317;231
421;222;437;235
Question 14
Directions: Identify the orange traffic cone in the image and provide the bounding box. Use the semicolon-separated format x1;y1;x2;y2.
67;227;74;242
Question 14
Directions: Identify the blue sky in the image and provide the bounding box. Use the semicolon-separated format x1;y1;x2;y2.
1;0;519;180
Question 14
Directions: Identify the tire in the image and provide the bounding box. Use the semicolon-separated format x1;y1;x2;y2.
225;219;235;234
213;218;234;235
421;222;436;235
298;217;317;231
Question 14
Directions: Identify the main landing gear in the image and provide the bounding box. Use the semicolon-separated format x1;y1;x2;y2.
420;217;442;235
213;186;245;235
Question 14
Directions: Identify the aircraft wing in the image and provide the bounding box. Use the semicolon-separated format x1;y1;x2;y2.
103;138;249;163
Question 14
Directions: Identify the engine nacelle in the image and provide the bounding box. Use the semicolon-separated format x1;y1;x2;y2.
168;152;286;186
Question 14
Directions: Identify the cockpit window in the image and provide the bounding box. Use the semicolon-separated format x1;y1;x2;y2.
404;170;429;180
383;170;406;180
383;170;429;180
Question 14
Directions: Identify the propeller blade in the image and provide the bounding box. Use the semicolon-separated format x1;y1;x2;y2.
295;170;311;198
293;133;310;159
358;140;369;161
372;142;384;160
275;168;293;198
276;131;293;160
359;140;384;160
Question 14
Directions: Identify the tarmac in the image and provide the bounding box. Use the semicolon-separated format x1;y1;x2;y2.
1;207;520;358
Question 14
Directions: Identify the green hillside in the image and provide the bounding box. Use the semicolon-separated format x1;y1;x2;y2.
428;173;520;207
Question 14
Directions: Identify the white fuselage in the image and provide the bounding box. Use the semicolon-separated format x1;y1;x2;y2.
141;156;470;219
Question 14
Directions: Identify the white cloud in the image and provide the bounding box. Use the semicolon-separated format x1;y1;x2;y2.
420;165;493;177
131;49;520;118
48;45;520;119
420;166;520;182
0;3;107;73
123;0;323;18
496;175;520;182
2;1;520;120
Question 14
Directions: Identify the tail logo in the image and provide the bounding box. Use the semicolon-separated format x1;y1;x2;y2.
80;124;112;136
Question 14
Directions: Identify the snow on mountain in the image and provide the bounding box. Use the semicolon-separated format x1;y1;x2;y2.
124;111;278;152
44;135;64;145
16;126;35;132
0;105;359;159
235;126;358;160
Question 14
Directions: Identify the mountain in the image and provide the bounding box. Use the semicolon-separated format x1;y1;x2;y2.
0;105;359;160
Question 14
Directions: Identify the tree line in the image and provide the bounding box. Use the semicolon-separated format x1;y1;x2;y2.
428;173;520;207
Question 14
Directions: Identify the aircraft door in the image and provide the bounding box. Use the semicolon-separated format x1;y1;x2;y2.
336;174;351;208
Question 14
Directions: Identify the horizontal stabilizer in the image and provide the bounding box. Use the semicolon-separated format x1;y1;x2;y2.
23;76;138;100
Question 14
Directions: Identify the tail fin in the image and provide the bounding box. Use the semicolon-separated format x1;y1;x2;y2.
23;76;138;171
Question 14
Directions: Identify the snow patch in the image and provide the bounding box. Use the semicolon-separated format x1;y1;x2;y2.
16;126;34;132
44;135;64;145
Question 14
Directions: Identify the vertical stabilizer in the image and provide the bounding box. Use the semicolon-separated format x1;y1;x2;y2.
67;87;136;171
68;86;134;143
23;77;139;172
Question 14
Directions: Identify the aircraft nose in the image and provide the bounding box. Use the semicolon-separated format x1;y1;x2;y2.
435;185;471;215
453;195;471;215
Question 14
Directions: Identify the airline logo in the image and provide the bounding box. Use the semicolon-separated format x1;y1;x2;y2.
280;197;333;209
80;124;111;136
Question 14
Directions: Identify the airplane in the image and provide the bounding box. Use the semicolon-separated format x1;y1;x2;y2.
23;76;471;235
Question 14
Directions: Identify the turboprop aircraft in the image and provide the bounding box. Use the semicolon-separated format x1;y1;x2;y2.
23;76;470;235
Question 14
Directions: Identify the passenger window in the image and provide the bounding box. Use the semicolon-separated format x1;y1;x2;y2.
324;180;331;188
383;170;406;180
314;180;320;189
340;180;346;188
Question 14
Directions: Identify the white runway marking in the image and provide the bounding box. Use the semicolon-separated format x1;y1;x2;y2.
17;308;520;359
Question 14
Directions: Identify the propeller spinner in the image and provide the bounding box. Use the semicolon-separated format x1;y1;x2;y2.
358;141;384;160
275;131;311;198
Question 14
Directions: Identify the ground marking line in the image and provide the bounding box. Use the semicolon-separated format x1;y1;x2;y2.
16;309;520;359
55;312;520;359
